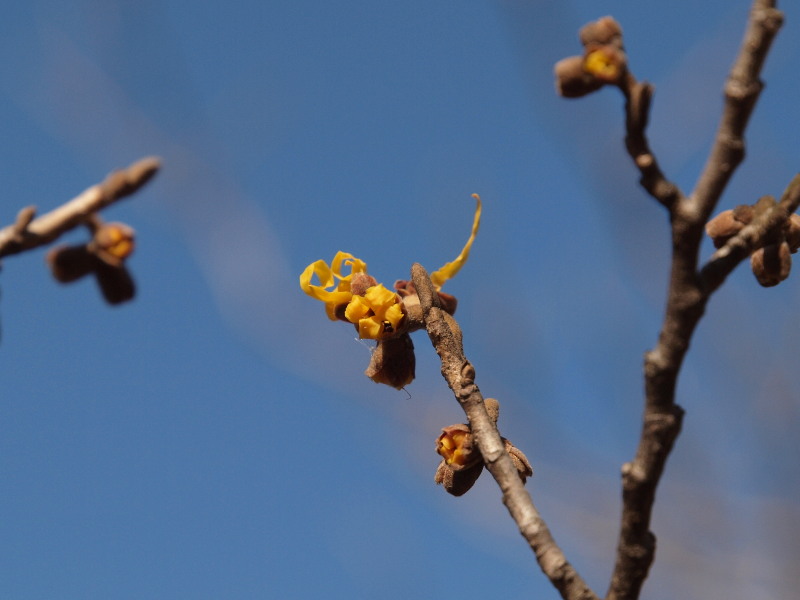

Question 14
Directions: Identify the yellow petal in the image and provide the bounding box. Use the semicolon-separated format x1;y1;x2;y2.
429;194;482;290
344;295;371;322
331;251;367;282
384;302;405;330
358;316;383;340
364;284;398;312
299;260;352;305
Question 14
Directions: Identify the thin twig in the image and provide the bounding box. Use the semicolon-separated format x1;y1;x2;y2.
690;0;783;223
411;263;599;600
606;4;784;598
0;156;161;259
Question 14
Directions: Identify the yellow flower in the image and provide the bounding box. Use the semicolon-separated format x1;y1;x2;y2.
299;251;367;320
300;194;482;340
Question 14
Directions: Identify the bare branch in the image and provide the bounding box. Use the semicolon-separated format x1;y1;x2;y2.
0;156;161;259
690;0;783;222
620;77;685;211
606;4;785;598
411;263;599;600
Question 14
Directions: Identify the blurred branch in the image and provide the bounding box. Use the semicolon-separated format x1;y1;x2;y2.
0;156;161;259
606;3;785;599
691;0;784;223
620;78;684;211
411;263;599;600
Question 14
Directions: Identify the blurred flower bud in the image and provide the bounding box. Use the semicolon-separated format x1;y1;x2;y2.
91;222;135;266
751;241;792;287
583;45;627;84
46;245;96;283
364;333;415;389
579;16;623;47
554;55;603;98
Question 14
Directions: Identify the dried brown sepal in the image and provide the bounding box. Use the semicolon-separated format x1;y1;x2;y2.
95;261;136;305
364;333;415;389
434;459;484;497
554;55;604;98
504;438;533;483
46;244;96;283
579;16;623;48
436;423;480;470
751;241;792;287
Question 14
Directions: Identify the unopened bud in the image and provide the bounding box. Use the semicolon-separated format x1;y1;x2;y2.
436;423;480;470
579;16;623;47
785;214;800;252
751;241;792;287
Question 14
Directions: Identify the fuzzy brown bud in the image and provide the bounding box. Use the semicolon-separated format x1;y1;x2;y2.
554;55;603;98
751;242;792;287
579;16;623;48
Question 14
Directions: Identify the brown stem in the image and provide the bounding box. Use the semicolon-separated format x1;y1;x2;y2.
607;5;784;598
0;156;161;259
411;263;599;600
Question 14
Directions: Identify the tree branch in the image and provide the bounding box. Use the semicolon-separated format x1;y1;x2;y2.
606;4;785;598
411;263;599;600
690;0;783;223
0;156;161;259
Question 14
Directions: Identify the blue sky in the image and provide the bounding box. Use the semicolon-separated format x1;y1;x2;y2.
1;1;799;598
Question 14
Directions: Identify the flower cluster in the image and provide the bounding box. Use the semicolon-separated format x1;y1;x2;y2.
300;195;481;388
434;398;532;496
554;16;627;98
47;220;136;304
706;196;800;287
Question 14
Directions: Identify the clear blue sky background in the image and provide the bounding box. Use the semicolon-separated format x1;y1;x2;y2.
1;1;799;599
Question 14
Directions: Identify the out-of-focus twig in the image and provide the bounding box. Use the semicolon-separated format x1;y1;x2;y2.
411;263;599;600
0;156;161;259
607;3;784;599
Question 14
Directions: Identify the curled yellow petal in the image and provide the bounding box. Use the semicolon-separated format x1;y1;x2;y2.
299;260;352;306
430;194;482;290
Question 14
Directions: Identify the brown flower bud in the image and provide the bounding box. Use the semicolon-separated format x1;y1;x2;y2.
554;55;603;98
46;245;97;283
706;205;759;249
579;16;623;48
364;333;415;389
436;423;480;470
751;241;792;287
434;459;483;497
